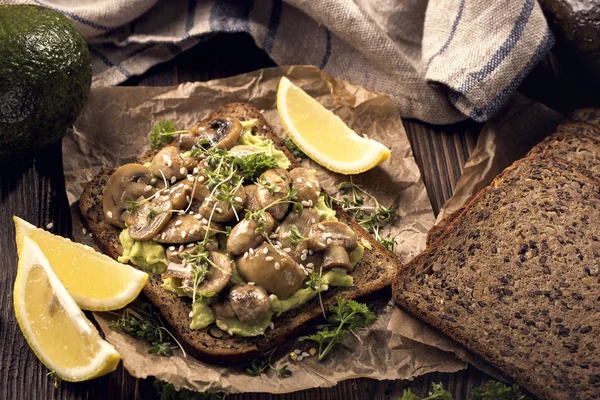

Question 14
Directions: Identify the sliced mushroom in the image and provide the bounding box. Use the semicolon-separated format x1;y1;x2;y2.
181;153;198;170
128;195;172;241
102;163;153;228
198;185;246;223
236;242;305;298
154;214;222;244
166;182;193;210
213;301;237;320
278;208;319;250
226;212;276;255
184;117;243;151
194;251;232;295
256;168;291;220
290;168;321;205
243;184;261;212
150;146;187;182
307;221;358;271
229;285;270;322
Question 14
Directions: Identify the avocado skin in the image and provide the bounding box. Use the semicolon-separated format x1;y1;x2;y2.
539;0;600;85
0;5;91;159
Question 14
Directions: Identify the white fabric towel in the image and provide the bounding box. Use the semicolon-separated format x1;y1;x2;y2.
7;0;554;124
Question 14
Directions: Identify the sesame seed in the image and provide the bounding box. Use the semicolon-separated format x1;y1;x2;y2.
308;200;313;206
283;247;291;253
82;228;87;235
89;233;93;237
161;232;167;239
188;211;194;215
189;311;194;317
249;248;254;255
107;211;113;219
151;177;157;184
320;284;329;291
144;185;153;192
268;322;275;330
234;196;243;203
308;250;314;255
269;234;277;239
326;238;333;245
301;352;309;357
194;214;202;220
215;207;223;213
202;218;208;224
175;220;183;226
220;323;228;330
269;294;277;301
186;195;191;202
274;262;281;270
301;200;310;207
197;175;205;182
318;224;325;231
302;249;308;254
162;154;170;163
296;178;303;183
306;182;313;188
262;247;269;254
315;191;320;196
180;167;186;175
248;282;255;286
301;253;307;261
243;252;248;259
265;256;274;261
275;226;281;233
170;176;177;184
179;245;184;252
303;270;309;275
307;263;314;268
187;243;195;248
227;330;233;336
193;167;199;174
169;246;176;251
181;231;187;238
294;349;302;355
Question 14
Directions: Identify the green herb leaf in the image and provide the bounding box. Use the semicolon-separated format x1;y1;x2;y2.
153;379;227;400
241;347;292;379
470;381;530;400
283;138;306;159
47;370;61;389
150;120;178;150
233;153;279;180
398;383;453;400
301;297;376;361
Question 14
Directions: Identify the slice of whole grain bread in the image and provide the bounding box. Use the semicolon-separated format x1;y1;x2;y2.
80;102;401;364
567;107;600;129
393;155;600;400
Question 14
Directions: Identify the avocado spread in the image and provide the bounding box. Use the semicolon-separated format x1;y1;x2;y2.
118;229;167;274
315;195;337;221
270;269;354;313
216;311;274;337
161;277;188;297
190;301;216;330
239;130;291;169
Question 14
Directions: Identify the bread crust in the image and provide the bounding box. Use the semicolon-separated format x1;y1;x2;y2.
80;102;402;364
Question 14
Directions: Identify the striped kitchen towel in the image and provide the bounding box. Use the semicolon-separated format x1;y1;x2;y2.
7;0;553;124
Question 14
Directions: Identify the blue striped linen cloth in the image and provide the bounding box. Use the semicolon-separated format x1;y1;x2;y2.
7;0;553;124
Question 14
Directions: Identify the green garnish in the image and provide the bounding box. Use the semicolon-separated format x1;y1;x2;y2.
243;347;292;378
147;208;159;222
150;120;188;150
301;297;376;361
153;380;227;400
398;381;530;400
47;370;61;389
109;302;186;357
283;138;306;159
334;179;397;252
289;224;308;247
233;152;279;180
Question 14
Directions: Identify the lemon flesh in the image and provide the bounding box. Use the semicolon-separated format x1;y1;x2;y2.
14;217;148;311
277;77;391;174
14;237;120;381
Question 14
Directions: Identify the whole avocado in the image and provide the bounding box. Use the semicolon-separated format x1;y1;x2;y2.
0;5;91;159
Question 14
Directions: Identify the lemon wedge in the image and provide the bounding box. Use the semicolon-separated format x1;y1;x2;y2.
13;236;120;381
14;217;148;311
277;77;391;174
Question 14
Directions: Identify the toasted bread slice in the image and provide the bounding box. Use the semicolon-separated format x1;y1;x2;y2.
79;102;402;364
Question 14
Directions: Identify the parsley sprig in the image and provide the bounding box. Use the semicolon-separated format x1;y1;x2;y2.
150;120;188;150
399;381;530;400
109;302;186;358
243;347;292;378
289;224;309;247
301;297;376;361
282;138;306;159
153;380;227;400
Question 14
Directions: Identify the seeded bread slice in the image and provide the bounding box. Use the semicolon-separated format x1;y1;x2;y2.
567;107;600;129
393;155;600;400
79;102;402;364
425;199;472;246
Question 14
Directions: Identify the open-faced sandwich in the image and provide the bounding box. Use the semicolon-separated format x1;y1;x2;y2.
79;102;401;363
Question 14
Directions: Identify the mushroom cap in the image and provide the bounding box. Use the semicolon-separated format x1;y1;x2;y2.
128;195;173;241
278;208;319;250
166;182;193;210
195;251;233;295
256;168;291;220
228;284;270;322
102;163;153;228
189;117;242;150
198;185;246;223
236;242;305;298
150;146;187;182
290;168;321;205
307;220;358;251
154;214;222;244
226;212;276;255
242;184;261;212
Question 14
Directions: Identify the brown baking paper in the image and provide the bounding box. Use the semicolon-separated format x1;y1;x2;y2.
63;65;468;393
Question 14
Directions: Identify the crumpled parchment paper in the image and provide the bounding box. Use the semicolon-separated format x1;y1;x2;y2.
63;65;468;394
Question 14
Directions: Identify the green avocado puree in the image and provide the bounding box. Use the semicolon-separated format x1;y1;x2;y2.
161;277;188;297
239;130;291;169
216;311;274;337
270;269;354;313
314;195;337;221
190;301;216;330
118;229;167;274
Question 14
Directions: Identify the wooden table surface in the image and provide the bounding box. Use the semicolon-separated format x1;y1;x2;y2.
1;33;582;399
